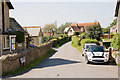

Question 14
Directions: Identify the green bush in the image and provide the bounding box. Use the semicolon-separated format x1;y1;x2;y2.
81;39;99;47
111;33;120;50
72;36;80;46
50;35;70;48
43;36;50;43
78;32;86;41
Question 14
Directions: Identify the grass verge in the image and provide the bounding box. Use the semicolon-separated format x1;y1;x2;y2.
3;49;56;77
71;42;82;52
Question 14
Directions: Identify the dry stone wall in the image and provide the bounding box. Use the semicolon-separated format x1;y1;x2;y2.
1;42;52;74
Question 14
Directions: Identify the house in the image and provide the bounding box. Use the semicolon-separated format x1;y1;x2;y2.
67;22;100;36
43;32;54;37
9;18;29;50
0;0;17;53
23;26;43;46
71;22;100;32
67;26;81;36
110;25;117;34
115;0;120;34
64;27;70;34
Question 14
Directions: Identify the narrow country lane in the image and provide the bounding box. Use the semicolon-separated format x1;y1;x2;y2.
12;41;118;78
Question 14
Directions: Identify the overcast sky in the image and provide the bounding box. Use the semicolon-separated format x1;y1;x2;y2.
9;0;117;28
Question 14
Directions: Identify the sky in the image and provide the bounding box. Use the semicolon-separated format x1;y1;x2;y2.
9;0;117;28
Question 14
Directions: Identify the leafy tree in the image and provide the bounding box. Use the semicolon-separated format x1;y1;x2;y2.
102;18;117;34
111;33;120;50
86;24;103;41
42;23;57;37
57;22;72;34
109;18;117;28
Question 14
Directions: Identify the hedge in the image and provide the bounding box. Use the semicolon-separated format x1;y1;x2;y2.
72;36;80;46
50;35;71;48
81;39;99;47
111;33;120;50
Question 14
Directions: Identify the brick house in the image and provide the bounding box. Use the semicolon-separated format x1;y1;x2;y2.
71;22;100;32
67;26;81;36
67;22;100;36
115;0;120;34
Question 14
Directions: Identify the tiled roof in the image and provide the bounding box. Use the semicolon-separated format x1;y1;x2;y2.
71;26;81;32
9;18;28;35
23;26;42;36
71;22;99;27
26;28;40;37
43;32;54;36
5;0;14;9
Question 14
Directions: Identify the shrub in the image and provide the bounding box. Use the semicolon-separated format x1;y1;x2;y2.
75;32;80;35
78;32;86;41
72;36;80;46
111;33;120;50
42;36;50;43
81;39;99;47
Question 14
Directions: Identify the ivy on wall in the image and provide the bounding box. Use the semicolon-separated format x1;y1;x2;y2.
8;31;25;43
16;31;25;43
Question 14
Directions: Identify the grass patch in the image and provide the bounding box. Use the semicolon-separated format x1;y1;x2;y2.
3;49;56;77
71;42;82;52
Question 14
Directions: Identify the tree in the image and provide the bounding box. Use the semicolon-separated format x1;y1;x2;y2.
102;18;117;34
57;22;72;34
86;24;103;41
43;23;57;37
109;18;117;28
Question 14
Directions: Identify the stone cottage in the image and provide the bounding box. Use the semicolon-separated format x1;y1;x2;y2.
9;18;29;51
0;0;16;53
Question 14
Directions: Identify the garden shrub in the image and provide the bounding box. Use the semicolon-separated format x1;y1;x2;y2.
72;36;80;47
111;33;120;50
81;39;99;47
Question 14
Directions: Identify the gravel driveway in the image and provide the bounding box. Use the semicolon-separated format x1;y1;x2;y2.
12;41;118;78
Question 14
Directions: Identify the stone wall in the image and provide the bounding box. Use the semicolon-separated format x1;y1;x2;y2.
1;42;52;74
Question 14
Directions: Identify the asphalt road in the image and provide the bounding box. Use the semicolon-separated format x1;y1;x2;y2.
12;41;118;78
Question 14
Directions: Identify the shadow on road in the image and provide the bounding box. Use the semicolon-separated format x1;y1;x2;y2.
35;58;80;68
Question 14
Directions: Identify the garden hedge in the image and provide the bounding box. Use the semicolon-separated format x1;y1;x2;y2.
81;39;99;47
111;33;120;50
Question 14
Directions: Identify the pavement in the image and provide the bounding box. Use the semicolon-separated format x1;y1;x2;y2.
11;41;118;78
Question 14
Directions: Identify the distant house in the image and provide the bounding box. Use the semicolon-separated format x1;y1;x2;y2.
43;32;54;37
71;22;100;32
9;18;29;50
67;22;100;36
115;0;120;34
67;26;81;36
23;26;43;46
64;27;70;34
110;25;117;34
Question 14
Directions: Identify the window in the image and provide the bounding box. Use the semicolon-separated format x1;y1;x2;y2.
3;36;9;49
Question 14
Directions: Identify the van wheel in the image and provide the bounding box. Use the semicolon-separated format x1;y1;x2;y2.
85;55;90;64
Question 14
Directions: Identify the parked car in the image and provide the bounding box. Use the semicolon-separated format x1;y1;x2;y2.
84;46;109;64
82;43;97;56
